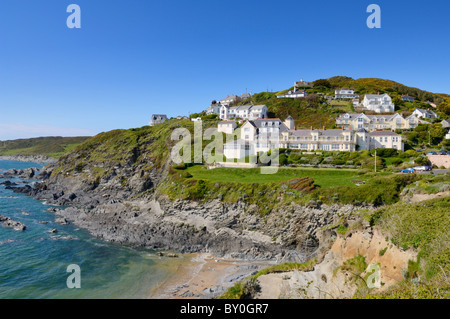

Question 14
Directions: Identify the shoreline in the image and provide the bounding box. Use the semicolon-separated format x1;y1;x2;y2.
149;253;274;299
0;155;57;164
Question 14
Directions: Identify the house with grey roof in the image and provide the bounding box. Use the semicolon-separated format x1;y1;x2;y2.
412;108;439;119
441;119;450;129
368;131;403;151
149;114;168;126
236;118;289;155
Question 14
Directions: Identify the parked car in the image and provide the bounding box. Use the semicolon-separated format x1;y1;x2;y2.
401;168;415;173
438;150;447;155
414;166;432;171
427;151;437;155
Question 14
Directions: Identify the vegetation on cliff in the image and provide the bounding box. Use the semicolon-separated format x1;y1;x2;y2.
361;197;450;299
0;136;90;158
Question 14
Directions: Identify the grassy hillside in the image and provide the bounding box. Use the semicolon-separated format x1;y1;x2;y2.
232;76;449;129
0;136;91;159
326;76;449;104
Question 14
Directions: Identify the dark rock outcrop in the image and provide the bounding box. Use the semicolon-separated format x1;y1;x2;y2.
0;215;27;231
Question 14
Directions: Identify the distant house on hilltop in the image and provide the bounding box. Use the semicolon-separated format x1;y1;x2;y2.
219;95;239;106
401;94;415;102
149;114;168;126
240;92;252;100
294;78;313;88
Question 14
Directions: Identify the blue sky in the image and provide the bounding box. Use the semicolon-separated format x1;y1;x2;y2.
0;0;449;139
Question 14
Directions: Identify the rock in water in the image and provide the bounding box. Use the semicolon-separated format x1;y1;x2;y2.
0;215;27;231
55;218;70;225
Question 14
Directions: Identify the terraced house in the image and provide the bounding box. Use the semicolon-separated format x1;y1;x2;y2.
335;113;427;131
222;116;404;159
281;128;356;151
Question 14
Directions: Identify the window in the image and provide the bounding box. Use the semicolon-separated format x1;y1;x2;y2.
245;135;249;140
332;144;339;150
385;137;388;142
300;144;308;149
244;128;250;132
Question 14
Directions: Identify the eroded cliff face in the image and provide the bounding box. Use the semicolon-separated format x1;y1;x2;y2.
255;227;417;299
43;189;362;260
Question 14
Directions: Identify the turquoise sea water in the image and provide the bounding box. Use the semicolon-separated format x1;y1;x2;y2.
0;161;177;298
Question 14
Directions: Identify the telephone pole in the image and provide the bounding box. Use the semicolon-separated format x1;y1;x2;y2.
374;145;377;173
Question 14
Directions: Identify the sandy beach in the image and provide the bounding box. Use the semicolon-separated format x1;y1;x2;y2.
149;253;273;299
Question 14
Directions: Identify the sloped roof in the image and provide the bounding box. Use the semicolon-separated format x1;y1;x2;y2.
251;119;290;133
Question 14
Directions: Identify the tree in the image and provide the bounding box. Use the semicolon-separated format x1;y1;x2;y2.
437;102;450;115
312;79;332;88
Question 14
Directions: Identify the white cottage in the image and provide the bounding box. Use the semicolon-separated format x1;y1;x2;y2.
362;94;395;113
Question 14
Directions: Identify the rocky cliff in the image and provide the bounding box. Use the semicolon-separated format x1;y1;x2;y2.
11;121;365;260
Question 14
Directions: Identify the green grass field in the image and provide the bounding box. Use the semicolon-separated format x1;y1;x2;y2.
0;136;90;158
185;165;364;188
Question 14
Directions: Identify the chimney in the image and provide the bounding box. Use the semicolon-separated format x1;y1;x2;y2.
323;126;325;130
310;126;313;130
349;125;352;131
